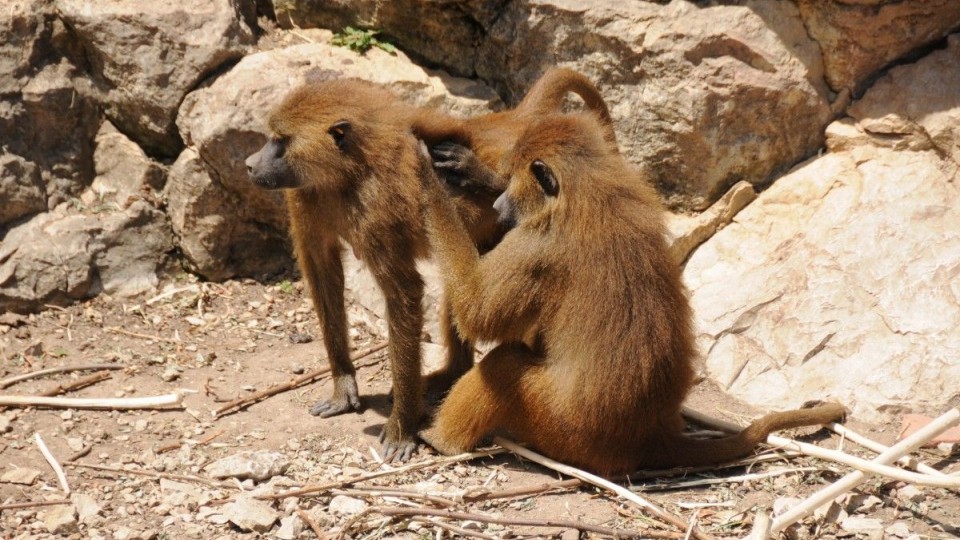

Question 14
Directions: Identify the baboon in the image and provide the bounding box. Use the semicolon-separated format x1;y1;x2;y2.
418;113;845;475
245;69;616;460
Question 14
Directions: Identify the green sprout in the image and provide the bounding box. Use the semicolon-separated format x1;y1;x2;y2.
330;26;397;55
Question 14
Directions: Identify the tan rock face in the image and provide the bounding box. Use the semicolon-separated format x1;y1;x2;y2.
795;0;960;93
685;40;960;419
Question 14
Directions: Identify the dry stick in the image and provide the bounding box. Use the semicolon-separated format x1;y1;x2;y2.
770;408;960;535
34;433;70;494
0;364;123;389
417;517;498;540
66;445;92;462
464;478;583;502
105;326;180;343
215;341;389;417
494;437;714;540
296;508;326;539
262;447;506;500
747;509;771;540
0;499;71;512
39;372;111;397
146;284;200;305
637;467;818;492
0;393;184;410
373;506;641;538
825;422;946;477
333;487;458;507
157;428;226;454
66;461;237;489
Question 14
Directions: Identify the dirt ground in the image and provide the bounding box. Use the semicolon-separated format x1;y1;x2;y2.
1;273;957;539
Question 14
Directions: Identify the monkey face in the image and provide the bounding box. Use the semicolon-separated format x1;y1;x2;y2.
497;157;561;231
245;137;297;189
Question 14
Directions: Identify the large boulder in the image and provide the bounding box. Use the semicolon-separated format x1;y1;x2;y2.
0;200;174;313
274;1;830;210
168;35;500;280
87;120;167;206
795;0;960;93
55;0;257;157
684;41;960;421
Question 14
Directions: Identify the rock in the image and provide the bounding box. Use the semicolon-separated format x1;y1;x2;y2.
281;1;830;210
168;40;499;279
0;154;46;227
885;521;912;539
795;0;960;92
684;41;960;422
843;493;882;514
896;485;925;505
159;479;205;509
667;181;757;264
43;504;79;535
847;35;960;165
0;414;12;433
87;121;166;206
0;200;173;312
328;494;368;516
205;450;290;482
55;0;256;156
222;495;279;533
2;467;41;484
840;516;883;539
561;530;581;540
275;515;303;540
72;493;102;524
160;365;181;382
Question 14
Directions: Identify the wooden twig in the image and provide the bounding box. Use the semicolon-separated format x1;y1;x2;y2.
0;392;184;410
825;422;946;477
261;447;506;500
66;445;92;462
332;487;457;507
214;341;388;417
296;508;326;539
146;284;200;305
0;364;123;389
637;467;819;492
65;462;237;489
747;509;771;540
770;408;960;534
39;372;111;397
494;437;715;540
0;499;70;512
105;326;180;343
416;517;498;540
156;429;226;454
35;433;70;494
372;506;642;538
464;478;583;502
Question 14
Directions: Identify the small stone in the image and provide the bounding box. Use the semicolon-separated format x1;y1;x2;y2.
773;497;803;516
1;467;42;485
67;437;86;451
134;419;148;432
222;495;279;533
561;530;581;540
814;500;846;524
289;332;313;344
72;493;102;523
329;495;368;516
0;414;11;433
885;522;911;539
43;504;79;534
161;365;180;382
205;450;290;482
275;515;303;540
897;485;925;504
841;516;883;540
843;493;882;514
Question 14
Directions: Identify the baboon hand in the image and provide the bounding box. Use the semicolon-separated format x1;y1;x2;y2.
429;141;481;188
308;373;361;418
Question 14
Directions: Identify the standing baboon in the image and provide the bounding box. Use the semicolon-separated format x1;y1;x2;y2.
245;69;617;460
418;113;845;474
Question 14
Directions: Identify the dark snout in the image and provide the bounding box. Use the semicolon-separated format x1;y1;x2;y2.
493;192;518;232
246;138;297;190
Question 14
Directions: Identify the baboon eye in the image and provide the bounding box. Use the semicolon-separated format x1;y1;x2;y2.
271;136;289;158
328;120;350;149
530;160;558;197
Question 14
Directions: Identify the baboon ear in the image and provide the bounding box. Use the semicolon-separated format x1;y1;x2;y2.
530;160;558;197
328;120;350;149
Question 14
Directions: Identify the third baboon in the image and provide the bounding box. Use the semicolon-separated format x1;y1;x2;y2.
418;113;845;474
245;69;615;460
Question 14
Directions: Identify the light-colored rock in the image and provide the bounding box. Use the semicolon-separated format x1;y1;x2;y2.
842;493;882;515
280;1;830;210
840;516;883;539
87;121;166;206
72;492;102;524
795;0;960;92
0;414;11;433
685;143;960;421
1;467;41;485
222;495;279;533
43;504;79;535
328;494;368;516
885;521;912;539
896;485;925;505
205;450;290;482
0;154;46;227
0;200;173;312
55;0;256;156
159;479;206;509
275;515;303;540
667;181;757;264
848;35;960;166
168;40;499;280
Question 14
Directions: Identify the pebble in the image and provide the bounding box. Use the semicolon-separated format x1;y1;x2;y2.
0;414;11;433
43;504;79;535
897;485;925;504
885;521;911;539
275;515;304;540
329;495;368;516
205;450;290;482
561;530;581;540
1;467;42;485
841;516;883;540
72;492;102;523
222;495;279;533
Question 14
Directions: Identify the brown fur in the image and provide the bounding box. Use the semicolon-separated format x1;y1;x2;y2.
419;113;845;475
245;69;616;459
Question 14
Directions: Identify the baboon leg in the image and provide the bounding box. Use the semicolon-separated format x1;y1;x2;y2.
302;242;360;418
371;257;425;462
422;343;547;455
423;291;474;405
